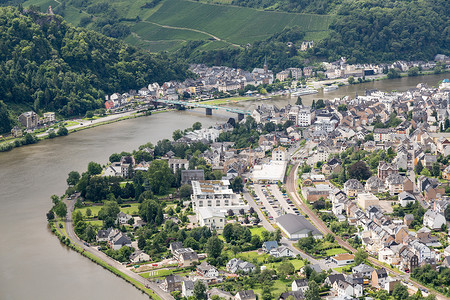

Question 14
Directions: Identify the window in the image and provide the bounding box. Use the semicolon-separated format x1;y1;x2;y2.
199;201;203;207
208;200;212;207
216;200;220;206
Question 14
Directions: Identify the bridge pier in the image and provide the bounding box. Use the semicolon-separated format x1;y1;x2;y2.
205;108;213;115
237;113;245;121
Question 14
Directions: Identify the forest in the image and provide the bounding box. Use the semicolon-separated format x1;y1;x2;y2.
0;6;190;133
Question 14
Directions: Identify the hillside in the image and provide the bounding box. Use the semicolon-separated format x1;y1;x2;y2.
0;6;190;134
20;0;333;52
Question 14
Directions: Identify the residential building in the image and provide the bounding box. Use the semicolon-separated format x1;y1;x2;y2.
197;207;225;231
18;111;39;129
168;158;189;173
378;161;398;181
344;179;364;197
191;180;248;213
226;258;255;274
181;169;205;185
423;209;446;230
129;250;150;263
371;269;388;289
182;280;194;298
292;279;308;293
196;261;219;278
235;290;256;300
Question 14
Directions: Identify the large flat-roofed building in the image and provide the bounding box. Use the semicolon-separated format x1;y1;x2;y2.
251;161;287;183
357;193;380;210
276;213;323;240
191;180;248;213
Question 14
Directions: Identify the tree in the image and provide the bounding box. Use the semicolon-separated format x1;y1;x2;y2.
348;161;371;180
86;208;92;217
98;201;120;221
46;209;55;221
421;167;431;176
392;283;409;300
354;248;368;265
364;133;374;141
67;171;80;186
231;176;244;193
179;184;192;199
109;153;121;163
305;281;320;300
206;235;223;259
54;201;67;219
172;129;183;141
415;160;424;175
296;96;302;105
51;194;60;205
147;160;174;195
315;99;325;109
408;67;419;77
192;122;202;131
348;76;355;84
227;209;234;217
223;223;234;243
87;161;102;175
431;162;440;177
193;280;207;300
277;261;295;278
139;199;163;225
85;111;94;118
57;126;68;136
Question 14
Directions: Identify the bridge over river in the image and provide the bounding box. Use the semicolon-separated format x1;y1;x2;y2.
153;99;251;121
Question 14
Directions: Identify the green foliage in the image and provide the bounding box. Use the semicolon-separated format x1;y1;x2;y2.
354;248;368;265
206;235;223;259
54;201;68;218
415;160;424;175
348;161;371;181
411;265;450;297
67;171;80;186
98;200;120;223
87;161;102;175
193;280;207;300
139;199;163;225
179;184;192;199
277;261;295;278
0;7;189;132
317;0;449;63
230;176;244;193
147;160;174;195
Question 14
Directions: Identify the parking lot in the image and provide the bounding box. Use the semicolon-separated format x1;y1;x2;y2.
253;184;302;222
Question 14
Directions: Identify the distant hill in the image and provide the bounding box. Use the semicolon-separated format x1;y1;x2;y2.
0;6;190;134
18;0;333;52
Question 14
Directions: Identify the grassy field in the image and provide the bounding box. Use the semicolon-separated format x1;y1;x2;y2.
74;203;140;218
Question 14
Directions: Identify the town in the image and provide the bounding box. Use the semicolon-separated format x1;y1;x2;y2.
45;77;450;300
7;54;450;144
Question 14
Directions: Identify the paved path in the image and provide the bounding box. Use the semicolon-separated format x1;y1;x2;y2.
64;198;174;300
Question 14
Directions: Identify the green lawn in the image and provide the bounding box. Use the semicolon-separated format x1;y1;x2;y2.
249;226;267;238
237;251;268;263
254;279;292;299
325;247;348;256
74;205;103;218
120;203;140;215
139;269;173;278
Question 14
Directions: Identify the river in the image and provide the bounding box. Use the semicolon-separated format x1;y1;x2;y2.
0;73;448;299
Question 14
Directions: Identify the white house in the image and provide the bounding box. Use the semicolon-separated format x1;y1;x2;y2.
197;207;225;231
398;191;415;207
130;250;150;263
196;261;219;278
423;209;446;230
117;211;132;225
182;280;194;298
269;246;294;258
292;279;308;293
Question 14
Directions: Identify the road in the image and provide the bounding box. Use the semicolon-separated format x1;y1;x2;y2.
37;109;144;138
64;197;174;300
285;161;448;300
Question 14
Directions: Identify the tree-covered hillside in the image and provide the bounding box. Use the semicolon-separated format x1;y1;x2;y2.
185;0;449;65
0;6;190;133
316;0;450;63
